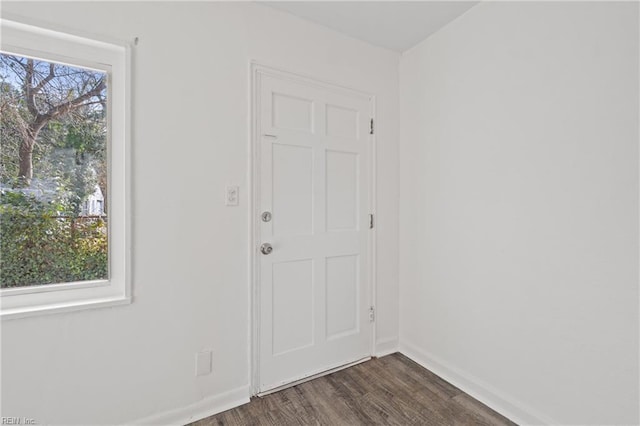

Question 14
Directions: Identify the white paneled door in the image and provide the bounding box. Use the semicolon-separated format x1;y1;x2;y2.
256;69;373;392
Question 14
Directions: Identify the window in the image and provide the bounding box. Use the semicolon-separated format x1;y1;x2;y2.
0;19;131;318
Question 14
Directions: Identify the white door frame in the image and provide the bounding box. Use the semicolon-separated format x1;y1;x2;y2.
249;62;377;396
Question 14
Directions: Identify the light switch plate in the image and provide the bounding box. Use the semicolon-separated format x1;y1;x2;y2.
225;185;239;206
195;350;212;376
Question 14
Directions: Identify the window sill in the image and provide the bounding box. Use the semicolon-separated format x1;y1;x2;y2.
1;295;131;320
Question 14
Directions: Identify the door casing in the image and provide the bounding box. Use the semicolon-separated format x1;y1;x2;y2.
249;62;377;396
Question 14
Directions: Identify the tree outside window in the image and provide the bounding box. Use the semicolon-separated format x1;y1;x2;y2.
0;53;109;288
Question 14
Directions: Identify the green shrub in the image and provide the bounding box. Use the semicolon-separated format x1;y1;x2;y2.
0;191;107;288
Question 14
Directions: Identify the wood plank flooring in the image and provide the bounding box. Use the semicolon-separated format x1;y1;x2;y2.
189;353;516;426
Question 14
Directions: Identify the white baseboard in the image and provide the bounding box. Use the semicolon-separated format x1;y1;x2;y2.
129;344;556;425
375;337;399;357
399;341;557;426
132;385;250;426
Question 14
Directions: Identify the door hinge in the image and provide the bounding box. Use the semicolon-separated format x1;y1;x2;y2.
369;214;374;229
369;306;375;322
370;118;374;135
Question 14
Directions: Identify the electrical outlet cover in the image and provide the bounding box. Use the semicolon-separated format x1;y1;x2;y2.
195;350;212;376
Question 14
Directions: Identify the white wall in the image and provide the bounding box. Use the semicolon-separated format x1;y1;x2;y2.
0;3;399;424
399;2;639;425
4;2;638;425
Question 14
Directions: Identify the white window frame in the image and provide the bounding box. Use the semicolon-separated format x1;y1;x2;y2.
0;19;132;319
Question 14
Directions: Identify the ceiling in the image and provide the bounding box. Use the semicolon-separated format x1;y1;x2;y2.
263;1;479;52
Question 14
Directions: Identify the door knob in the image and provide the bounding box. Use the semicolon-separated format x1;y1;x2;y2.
260;243;273;255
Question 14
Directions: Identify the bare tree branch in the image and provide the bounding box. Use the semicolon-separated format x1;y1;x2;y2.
1;53;107;185
32;63;55;94
24;59;38;117
33;78;105;133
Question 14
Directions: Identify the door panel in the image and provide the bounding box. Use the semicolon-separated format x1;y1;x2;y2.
272;93;314;133
326;254;359;339
272;143;313;236
272;259;314;355
258;71;372;392
325;104;360;140
326;150;359;231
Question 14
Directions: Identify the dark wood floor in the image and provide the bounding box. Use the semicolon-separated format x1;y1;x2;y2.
190;353;516;426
